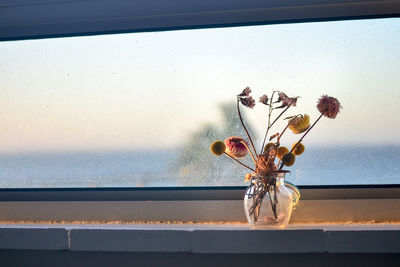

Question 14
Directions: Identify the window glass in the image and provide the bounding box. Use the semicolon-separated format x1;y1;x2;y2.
1;18;399;187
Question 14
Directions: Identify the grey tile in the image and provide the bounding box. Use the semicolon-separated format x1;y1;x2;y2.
69;228;191;252
192;229;326;253
0;227;68;250
326;230;400;253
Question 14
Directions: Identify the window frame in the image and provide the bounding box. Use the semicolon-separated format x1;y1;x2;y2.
1;0;400;41
0;0;400;223
0;186;399;223
0;185;399;201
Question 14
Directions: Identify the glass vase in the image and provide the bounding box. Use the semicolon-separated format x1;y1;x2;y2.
243;173;294;227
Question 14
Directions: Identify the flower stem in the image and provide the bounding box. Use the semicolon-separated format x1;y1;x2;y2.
276;123;290;144
279;113;324;170
236;99;258;158
276;114;300;144
267;184;278;219
260;91;276;154
270;102;294;131
240;141;257;167
261;98;294;154
224;152;255;172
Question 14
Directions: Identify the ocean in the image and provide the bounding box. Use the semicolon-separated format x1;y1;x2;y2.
0;146;398;188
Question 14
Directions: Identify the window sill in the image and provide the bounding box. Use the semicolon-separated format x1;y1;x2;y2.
1;222;399;254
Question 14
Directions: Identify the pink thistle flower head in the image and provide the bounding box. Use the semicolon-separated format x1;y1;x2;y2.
317;95;342;119
224;136;248;159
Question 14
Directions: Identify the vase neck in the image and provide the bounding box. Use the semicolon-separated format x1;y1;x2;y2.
275;177;285;186
251;172;285;186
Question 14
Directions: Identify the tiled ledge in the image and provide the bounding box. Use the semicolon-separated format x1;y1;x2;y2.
0;223;399;254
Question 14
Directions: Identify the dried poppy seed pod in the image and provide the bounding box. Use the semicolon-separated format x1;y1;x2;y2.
289;115;310;134
224;136;248;159
276;146;289;160
210;140;226;156
292;143;305;155
282;153;296;166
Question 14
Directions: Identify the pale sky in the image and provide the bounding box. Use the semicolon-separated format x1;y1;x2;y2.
0;18;399;152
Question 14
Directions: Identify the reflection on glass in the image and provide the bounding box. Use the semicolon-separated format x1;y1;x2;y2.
0;18;399;187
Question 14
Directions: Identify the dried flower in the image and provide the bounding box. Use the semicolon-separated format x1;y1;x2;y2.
275;92;298;109
276;92;288;103
292;143;305;155
267;148;276;158
276;146;289;160
283;97;298;107
238;87;251;97
210;141;226;156
317;95;342;119
209;87;342;226
244;173;252;183
282;153;296;166
224;136;248;159
256;154;277;174
212;88;339;180
238;87;256;108
239;96;255;109
289;114;310;134
263;142;275;154
259;94;269;105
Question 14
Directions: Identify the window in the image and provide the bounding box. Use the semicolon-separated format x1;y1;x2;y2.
1;0;399;189
0;0;399;232
1;16;399;188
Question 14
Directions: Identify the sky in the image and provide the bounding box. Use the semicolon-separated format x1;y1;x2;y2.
0;17;399;152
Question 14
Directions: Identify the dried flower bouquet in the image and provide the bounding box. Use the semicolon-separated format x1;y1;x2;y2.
211;87;341;224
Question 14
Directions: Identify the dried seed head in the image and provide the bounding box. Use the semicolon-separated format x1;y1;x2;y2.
292;143;305;155
263;142;275;154
210;141;226;156
276;146;289;160
282;153;296;166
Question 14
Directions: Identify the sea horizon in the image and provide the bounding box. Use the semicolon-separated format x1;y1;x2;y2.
0;145;398;188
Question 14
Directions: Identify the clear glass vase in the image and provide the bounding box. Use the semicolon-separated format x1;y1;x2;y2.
243;173;294;227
